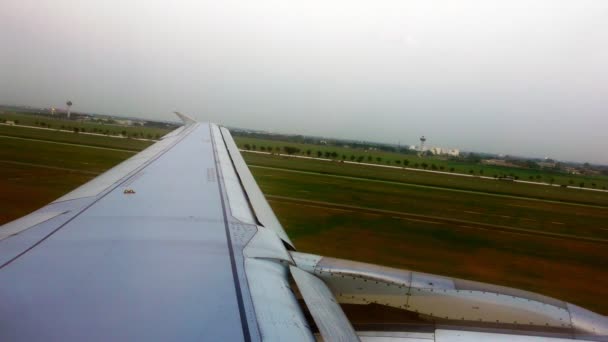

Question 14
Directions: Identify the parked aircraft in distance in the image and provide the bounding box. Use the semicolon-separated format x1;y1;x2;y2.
1;113;606;341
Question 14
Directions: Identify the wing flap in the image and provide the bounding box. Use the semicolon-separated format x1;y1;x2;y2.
219;126;295;249
290;266;360;342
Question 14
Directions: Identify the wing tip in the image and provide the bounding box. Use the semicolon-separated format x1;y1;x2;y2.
173;111;197;125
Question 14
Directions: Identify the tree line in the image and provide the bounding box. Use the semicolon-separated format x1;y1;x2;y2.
239;143;608;189
241;144;463;171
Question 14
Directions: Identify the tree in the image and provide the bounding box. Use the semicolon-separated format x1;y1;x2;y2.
260;146;266;151
579;182;585;188
121;130;127;136
525;160;540;169
330;152;338;158
376;157;382;162
284;146;300;155
350;155;356;161
368;156;373;162
479;169;484;175
306;150;311;156
439;166;445;171
449;167;455;172
403;160;409;166
466;153;481;163
341;155;346;160
430;164;437;170
251;144;257;150
422;163;429;169
357;156;364;163
324;151;331;158
395;160;401;165
244;144;251;150
317;151;322;157
73;127;79;133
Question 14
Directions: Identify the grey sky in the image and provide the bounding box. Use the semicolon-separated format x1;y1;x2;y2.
1;0;607;163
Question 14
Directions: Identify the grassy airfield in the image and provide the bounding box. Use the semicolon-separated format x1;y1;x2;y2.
245;158;608;313
1;118;607;313
236;136;608;190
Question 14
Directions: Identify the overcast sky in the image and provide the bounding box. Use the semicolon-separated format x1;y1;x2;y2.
1;0;607;163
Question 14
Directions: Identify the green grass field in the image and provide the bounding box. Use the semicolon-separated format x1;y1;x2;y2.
0;125;154;151
0;162;97;223
270;200;608;313
1;112;172;138
1;124;607;313
242;152;608;207
234;136;608;189
0;136;135;173
251;167;608;241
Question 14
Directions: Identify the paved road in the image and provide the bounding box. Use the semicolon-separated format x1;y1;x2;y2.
0;123;156;142
243;150;608;194
266;195;608;245
0;134;138;153
250;164;608;210
0;160;102;175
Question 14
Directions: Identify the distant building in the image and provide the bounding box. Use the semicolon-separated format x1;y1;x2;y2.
427;147;459;156
430;147;442;155
564;167;581;175
115;119;133;126
483;159;519;167
446;149;460;157
538;161;557;168
409;143;458;156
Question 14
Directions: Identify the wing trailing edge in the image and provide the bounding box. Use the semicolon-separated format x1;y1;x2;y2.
218;126;295;249
290;251;608;341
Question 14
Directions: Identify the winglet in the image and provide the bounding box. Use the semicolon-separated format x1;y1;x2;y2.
173;111;197;125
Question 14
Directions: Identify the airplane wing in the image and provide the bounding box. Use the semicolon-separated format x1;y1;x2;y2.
1;114;607;341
